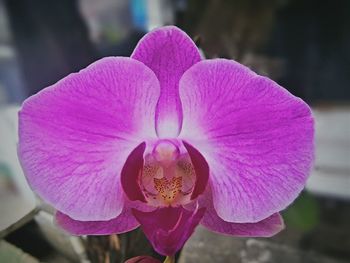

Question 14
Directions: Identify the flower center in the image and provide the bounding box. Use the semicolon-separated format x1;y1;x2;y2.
140;140;196;207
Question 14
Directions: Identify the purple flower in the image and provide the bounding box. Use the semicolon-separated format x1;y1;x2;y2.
18;26;314;256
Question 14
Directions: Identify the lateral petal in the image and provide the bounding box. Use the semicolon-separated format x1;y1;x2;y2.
56;208;139;235
179;59;314;223
18;57;160;221
200;190;284;237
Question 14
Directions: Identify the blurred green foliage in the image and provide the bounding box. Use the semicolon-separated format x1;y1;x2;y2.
283;192;320;231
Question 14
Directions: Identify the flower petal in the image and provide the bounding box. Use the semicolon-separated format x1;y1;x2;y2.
18;57;160;221
179;59;314;223
202;211;284;237
132;26;201;138
199;190;284;237
132;206;205;256
56;208;139;235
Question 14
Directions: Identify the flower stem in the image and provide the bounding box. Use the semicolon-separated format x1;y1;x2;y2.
164;255;175;263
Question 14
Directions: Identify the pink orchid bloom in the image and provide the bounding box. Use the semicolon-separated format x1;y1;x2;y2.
18;26;314;256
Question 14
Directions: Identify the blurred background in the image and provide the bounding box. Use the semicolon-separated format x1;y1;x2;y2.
0;0;349;262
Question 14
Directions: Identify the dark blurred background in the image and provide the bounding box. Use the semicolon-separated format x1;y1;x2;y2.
0;0;349;263
1;0;350;103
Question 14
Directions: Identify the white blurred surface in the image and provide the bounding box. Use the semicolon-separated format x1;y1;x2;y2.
0;105;36;232
306;107;350;198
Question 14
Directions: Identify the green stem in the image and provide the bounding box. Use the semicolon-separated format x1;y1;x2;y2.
164;255;175;263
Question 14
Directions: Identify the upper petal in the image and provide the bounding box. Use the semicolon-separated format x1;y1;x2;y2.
179;59;314;223
132;26;201;137
132;206;205;256
18;57;160;221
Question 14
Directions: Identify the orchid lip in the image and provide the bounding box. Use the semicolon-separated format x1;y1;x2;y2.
121;139;209;208
141;139;196;207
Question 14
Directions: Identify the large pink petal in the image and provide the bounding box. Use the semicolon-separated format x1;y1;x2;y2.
199;190;284;237
132;206;205;256
56;208;139;235
179;59;314;223
132;26;201;138
18;57;160;221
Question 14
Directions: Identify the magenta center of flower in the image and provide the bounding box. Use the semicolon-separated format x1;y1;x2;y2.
140;140;196;207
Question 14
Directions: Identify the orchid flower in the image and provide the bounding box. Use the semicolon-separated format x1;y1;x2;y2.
18;26;314;257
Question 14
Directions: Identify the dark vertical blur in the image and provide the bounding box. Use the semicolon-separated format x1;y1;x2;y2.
4;0;97;96
266;0;350;101
177;0;350;102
